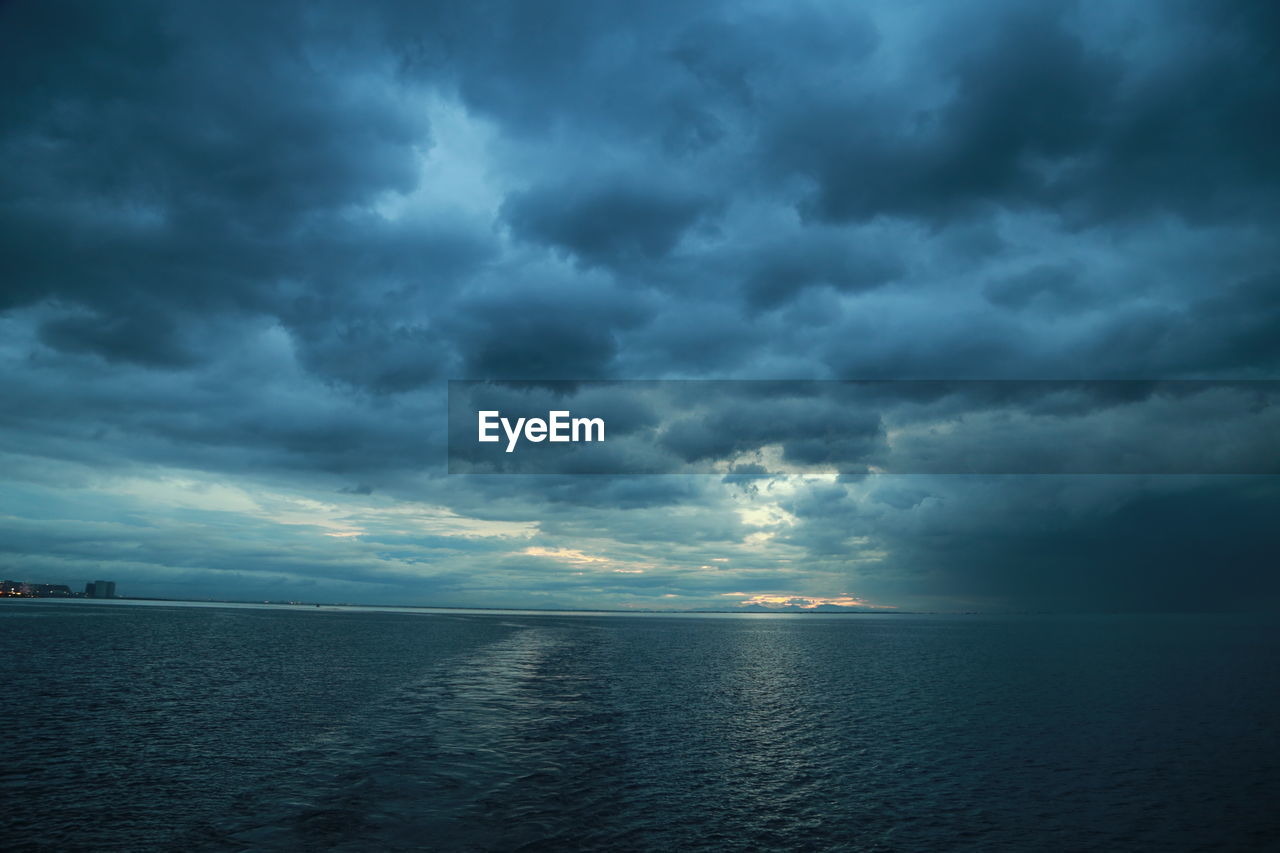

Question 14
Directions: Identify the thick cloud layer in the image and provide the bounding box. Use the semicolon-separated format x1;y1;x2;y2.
1;0;1276;610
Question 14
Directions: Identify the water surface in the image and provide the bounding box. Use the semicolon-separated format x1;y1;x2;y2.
2;602;1276;850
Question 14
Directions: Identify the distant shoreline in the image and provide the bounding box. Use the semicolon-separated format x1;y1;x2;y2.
5;597;1249;617
0;596;961;616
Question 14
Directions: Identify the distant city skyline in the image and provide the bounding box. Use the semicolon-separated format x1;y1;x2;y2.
0;578;116;599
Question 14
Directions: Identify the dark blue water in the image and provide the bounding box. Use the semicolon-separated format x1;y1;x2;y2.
2;602;1277;851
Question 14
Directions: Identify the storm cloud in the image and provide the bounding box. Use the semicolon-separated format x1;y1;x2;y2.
1;0;1276;610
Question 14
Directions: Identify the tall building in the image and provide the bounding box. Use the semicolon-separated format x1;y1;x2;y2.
86;580;116;599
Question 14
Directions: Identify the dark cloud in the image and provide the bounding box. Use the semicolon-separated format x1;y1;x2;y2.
38;304;199;368
773;3;1115;225
740;226;903;311
863;477;1280;612
984;264;1090;312
503;178;716;269
658;393;885;467
0;0;1276;609
449;287;640;380
1077;0;1280;224
769;0;1279;228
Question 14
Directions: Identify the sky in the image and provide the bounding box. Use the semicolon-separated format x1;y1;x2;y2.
1;0;1277;611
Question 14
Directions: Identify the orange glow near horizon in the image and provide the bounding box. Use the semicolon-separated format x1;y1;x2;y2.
721;592;897;610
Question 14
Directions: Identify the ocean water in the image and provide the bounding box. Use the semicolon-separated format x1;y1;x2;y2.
2;602;1277;851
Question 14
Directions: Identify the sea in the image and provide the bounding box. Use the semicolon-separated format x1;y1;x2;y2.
2;600;1277;851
